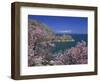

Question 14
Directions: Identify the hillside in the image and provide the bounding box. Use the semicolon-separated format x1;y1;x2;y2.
28;19;74;42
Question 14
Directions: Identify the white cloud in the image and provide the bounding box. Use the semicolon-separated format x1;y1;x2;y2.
57;30;72;33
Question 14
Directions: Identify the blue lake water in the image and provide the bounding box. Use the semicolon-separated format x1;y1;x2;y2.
52;34;87;53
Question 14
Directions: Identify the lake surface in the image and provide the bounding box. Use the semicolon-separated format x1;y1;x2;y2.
52;34;87;53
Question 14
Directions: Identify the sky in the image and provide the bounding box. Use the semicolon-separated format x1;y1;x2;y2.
28;15;88;34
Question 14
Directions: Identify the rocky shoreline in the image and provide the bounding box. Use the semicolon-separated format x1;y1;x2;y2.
28;20;87;66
